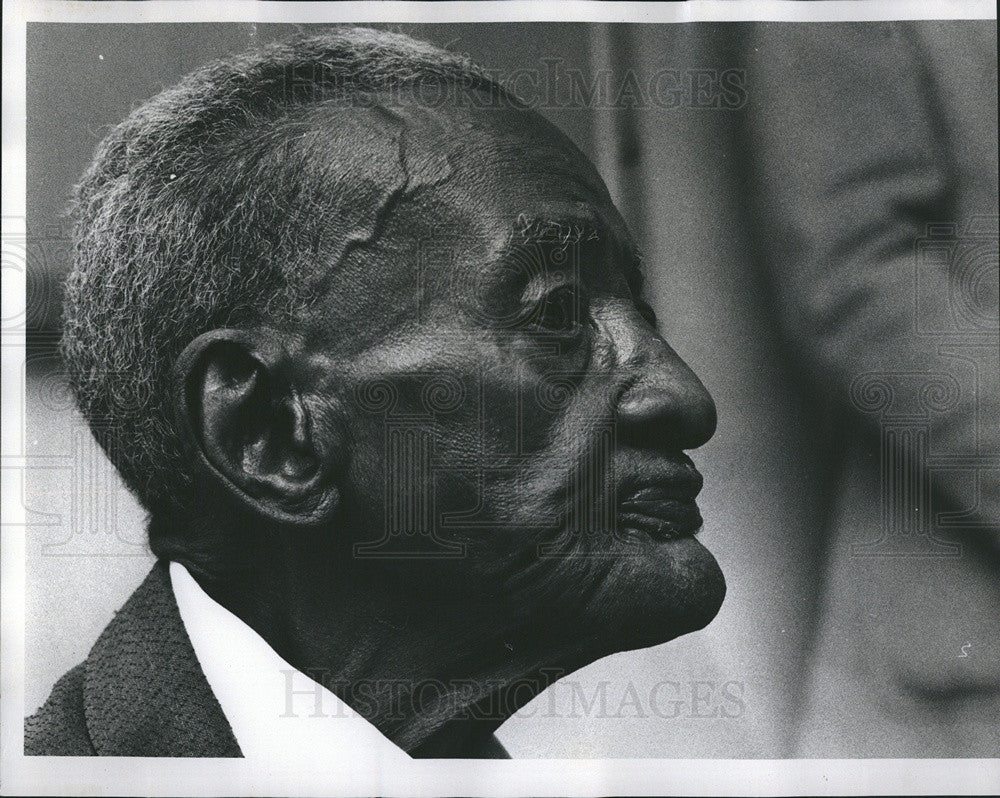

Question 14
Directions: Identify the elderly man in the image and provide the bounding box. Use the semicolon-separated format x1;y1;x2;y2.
26;28;723;759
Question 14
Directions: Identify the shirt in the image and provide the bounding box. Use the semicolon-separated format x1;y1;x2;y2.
169;561;410;770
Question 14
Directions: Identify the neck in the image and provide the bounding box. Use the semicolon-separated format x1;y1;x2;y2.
183;544;593;757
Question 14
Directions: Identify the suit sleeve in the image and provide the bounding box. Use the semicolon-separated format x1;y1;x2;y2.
25;663;97;756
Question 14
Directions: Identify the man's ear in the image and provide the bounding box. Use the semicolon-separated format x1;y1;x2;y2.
173;329;343;527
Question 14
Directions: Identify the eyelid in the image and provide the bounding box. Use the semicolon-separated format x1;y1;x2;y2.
520;279;590;335
520;269;580;298
635;297;658;327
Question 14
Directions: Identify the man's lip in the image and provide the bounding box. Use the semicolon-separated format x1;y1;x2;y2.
613;453;705;539
615;453;703;504
618;499;703;540
619;484;698;503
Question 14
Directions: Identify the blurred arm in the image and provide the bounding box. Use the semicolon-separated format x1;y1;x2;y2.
741;22;998;554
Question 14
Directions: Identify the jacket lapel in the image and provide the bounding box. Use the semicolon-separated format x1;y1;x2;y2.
82;559;242;757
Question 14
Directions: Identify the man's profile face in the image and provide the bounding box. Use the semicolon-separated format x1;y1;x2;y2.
297;95;723;656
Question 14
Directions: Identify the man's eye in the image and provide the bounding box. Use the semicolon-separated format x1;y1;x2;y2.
530;286;585;334
635;298;658;327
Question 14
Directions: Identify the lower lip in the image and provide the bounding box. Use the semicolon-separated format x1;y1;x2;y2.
617;498;703;540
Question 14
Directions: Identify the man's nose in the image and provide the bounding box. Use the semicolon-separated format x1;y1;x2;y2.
604;301;717;451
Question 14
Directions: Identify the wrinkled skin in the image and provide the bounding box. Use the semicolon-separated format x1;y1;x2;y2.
180;93;724;756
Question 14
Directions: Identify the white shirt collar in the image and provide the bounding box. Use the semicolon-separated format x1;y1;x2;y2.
169;560;410;767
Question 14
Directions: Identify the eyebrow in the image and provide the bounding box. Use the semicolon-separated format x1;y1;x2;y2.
496;214;647;295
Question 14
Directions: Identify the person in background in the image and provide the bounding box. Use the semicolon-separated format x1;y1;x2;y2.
739;21;998;756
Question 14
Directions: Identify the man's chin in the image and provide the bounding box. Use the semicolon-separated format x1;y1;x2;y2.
588;534;726;653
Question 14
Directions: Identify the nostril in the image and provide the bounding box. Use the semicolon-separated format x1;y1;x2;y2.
616;382;717;451
617;387;667;425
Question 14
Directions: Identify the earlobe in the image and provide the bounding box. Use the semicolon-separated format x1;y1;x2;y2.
174;329;342;527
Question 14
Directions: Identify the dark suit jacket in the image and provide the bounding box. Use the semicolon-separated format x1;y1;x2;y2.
25;560;242;756
26;560;511;758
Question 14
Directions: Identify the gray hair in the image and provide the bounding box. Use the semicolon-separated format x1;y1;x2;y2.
61;27;515;538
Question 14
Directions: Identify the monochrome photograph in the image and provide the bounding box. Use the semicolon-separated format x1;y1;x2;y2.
2;1;997;795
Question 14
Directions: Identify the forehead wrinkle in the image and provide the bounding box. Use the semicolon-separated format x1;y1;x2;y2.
290;105;407;282
295;100;458;304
